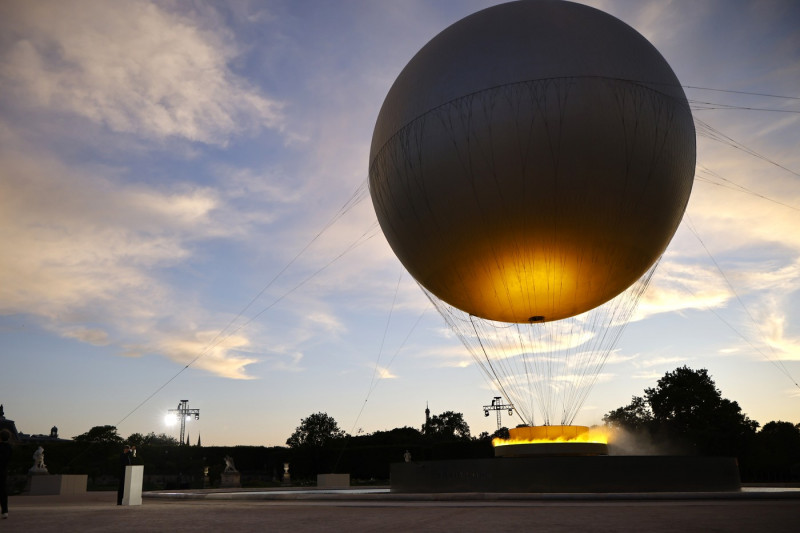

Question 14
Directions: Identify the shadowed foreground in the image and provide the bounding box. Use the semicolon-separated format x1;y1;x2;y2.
2;491;798;532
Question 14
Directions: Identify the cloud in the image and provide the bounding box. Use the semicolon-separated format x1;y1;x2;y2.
631;371;666;381
634;260;732;320
760;309;800;362
154;330;258;380
373;365;398;380
0;145;207;318
632;355;689;369
0;0;284;146
602;350;638;365
418;343;473;368
63;327;111;346
267;350;305;373
0;126;264;378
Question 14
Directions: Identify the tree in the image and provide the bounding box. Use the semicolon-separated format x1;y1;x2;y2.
647;366;757;454
359;426;423;446
491;427;510;440
603;395;652;431
754;421;800;470
424;411;471;440
603;366;758;456
127;432;180;447
286;412;347;448
73;425;123;444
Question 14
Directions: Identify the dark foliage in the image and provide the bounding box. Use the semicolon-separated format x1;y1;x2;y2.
603;366;758;457
72;425;123;444
286;412;347;448
127;432;180;447
423;410;471;440
603;366;800;481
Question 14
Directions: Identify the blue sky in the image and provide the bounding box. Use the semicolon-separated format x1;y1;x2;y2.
1;0;798;447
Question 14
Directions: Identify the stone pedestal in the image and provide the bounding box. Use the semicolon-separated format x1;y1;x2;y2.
317;473;350;488
26;474;88;495
122;465;144;506
220;471;241;488
281;462;291;486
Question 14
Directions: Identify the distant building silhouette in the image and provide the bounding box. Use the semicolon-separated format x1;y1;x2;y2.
0;404;20;442
425;402;430;435
0;404;67;443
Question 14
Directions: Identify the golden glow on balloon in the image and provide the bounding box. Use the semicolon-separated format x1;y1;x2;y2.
447;244;626;323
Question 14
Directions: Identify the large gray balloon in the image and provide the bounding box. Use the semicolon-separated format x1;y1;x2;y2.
369;0;695;323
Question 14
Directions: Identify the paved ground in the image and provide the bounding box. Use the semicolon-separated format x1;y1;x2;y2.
2;490;799;532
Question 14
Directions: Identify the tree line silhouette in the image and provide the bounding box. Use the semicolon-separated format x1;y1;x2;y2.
4;367;798;491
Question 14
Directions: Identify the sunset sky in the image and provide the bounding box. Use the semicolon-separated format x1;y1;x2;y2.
1;0;798;447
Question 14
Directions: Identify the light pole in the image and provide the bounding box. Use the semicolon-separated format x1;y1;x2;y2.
483;396;514;431
167;400;199;445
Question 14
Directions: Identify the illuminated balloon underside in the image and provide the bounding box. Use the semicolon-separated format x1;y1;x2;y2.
369;1;695;425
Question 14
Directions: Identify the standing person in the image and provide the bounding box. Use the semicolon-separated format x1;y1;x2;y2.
0;429;11;519
117;444;132;505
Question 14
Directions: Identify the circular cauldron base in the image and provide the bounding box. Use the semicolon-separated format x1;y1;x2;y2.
494;441;609;457
391;456;742;493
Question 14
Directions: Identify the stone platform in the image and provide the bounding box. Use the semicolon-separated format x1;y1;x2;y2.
26;474;88;495
391;456;741;493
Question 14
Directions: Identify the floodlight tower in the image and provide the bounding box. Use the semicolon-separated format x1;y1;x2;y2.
168;400;199;445
483;396;514;431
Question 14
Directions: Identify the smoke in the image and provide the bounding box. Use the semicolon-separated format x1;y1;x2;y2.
605;426;691;456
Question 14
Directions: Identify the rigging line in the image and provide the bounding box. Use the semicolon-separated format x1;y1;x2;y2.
372;78;790;163
336;290;430;473
694;178;800;212
469;314;521;422
693;167;800;212
689;101;800;113
366;272;404;398
199;224;381;360
694;118;800;178
187;179;370;369
674;274;800;391
367;302;431;398
683;217;800;390
682;85;800;101
520;324;536;425
430;300;526;425
115;221;380;428
570;263;659;423
558;258;658;423
353;304;432;434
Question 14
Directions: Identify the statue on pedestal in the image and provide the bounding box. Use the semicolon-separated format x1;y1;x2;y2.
220;456;241;488
29;446;48;474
